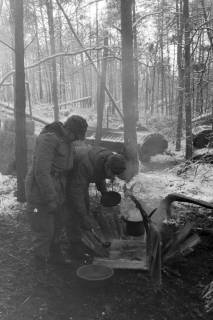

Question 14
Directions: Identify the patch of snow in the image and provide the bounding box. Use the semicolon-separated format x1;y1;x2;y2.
0;173;17;215
124;162;213;225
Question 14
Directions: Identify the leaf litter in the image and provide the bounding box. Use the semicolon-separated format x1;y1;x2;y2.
0;155;213;319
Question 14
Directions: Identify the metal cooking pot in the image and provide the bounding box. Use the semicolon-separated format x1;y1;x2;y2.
100;191;121;207
123;218;145;237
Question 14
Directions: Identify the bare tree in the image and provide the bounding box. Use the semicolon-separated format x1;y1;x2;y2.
183;0;193;159
45;0;59;120
176;0;184;151
14;0;27;201
133;0;139;121
96;35;109;144
33;0;43;101
121;0;139;178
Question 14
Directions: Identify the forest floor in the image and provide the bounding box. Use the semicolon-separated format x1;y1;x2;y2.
1;153;213;320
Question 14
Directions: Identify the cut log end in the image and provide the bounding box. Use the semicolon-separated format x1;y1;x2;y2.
138;133;168;162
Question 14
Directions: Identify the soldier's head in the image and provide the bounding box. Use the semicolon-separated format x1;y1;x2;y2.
105;153;126;180
63;115;88;141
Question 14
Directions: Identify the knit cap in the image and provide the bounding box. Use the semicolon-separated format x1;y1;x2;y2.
107;154;126;175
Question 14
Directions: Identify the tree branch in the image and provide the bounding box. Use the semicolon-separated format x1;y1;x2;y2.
0;101;48;125
200;0;213;50
0;39;14;51
133;11;163;28
0;47;105;87
56;0;123;120
24;33;37;50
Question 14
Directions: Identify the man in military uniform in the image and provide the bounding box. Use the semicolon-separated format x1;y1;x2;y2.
66;144;126;247
25;115;88;265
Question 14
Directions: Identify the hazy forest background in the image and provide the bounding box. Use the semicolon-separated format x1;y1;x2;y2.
0;0;213;200
1;2;213;318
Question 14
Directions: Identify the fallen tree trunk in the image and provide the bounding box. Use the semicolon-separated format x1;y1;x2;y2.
193;129;213;149
0;102;48;125
137;132;168;162
86;127;168;163
192;152;213;164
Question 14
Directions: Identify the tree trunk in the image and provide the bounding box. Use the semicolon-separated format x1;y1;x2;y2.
46;0;59;121
96;36;109;144
58;13;66;102
200;0;213;50
183;0;193;159
160;1;164;115
133;0;139;121
96;0;100;116
121;0;139;179
33;1;43;101
39;1;51;104
56;0;123;120
14;0;27;201
176;0;184;151
150;64;156;115
145;67;149;114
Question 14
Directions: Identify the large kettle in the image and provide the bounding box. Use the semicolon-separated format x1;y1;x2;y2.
122;195;151;237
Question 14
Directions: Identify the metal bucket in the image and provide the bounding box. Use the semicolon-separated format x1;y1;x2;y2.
123;219;145;237
100;191;121;207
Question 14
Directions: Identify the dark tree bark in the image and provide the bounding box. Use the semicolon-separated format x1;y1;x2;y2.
183;0;193;159
121;0;139;179
14;0;27;201
46;0;59;120
176;0;184;151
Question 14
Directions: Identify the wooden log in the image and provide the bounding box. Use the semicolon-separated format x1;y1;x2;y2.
192;152;213;164
193;129;213;149
93;258;148;270
93;239;148;270
81;231;109;257
86;127;168;163
137;132;168;162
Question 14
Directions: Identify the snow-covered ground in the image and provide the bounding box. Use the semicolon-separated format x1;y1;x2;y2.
123;153;213;224
1;150;213;225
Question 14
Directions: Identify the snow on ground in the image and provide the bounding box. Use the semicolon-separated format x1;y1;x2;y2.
136;163;213;204
1;151;213;225
0;173;22;217
123;153;213;224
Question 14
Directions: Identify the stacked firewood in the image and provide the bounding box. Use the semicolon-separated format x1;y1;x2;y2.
81;204;126;257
